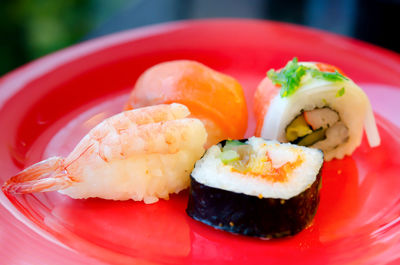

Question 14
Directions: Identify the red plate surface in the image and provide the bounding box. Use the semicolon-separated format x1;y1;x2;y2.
1;19;400;265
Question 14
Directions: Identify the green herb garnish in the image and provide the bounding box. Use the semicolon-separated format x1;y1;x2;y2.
267;58;307;98
336;87;345;97
308;69;348;82
267;58;348;98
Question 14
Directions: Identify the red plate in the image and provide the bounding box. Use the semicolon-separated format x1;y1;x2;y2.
1;19;400;265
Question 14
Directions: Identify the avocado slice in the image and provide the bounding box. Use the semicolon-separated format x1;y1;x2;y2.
285;115;313;142
297;128;326;146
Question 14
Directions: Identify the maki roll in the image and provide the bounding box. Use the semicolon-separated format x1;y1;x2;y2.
254;58;380;161
186;137;323;238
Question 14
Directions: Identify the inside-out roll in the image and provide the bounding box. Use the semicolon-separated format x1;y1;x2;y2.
254;58;380;161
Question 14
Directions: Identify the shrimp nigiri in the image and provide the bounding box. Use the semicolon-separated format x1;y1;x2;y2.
125;60;248;147
2;103;207;204
254;58;380;161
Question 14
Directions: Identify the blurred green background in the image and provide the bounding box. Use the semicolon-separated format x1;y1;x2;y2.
0;0;134;75
1;0;88;74
0;0;398;76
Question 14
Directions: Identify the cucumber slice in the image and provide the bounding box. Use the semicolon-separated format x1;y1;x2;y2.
220;150;240;164
223;140;247;150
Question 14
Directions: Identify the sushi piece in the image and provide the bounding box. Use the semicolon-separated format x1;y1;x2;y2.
186;137;323;238
2;104;207;204
254;58;380;161
125;60;248;147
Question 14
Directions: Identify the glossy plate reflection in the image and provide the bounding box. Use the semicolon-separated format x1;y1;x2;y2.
0;19;400;265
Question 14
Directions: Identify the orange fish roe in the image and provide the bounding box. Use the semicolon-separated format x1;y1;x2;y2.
315;63;346;76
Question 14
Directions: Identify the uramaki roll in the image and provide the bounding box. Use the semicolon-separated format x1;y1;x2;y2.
254;58;380;161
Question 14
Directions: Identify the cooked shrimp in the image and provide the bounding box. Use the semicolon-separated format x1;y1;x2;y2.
2;103;207;204
125;60;248;147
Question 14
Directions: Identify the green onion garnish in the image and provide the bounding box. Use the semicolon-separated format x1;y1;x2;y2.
267;57;348;98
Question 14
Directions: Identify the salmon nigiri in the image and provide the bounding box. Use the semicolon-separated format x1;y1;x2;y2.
125;60;248;147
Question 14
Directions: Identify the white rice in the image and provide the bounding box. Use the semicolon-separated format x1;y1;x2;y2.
191;137;323;200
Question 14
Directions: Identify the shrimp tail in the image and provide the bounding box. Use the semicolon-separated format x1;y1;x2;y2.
2;157;76;194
